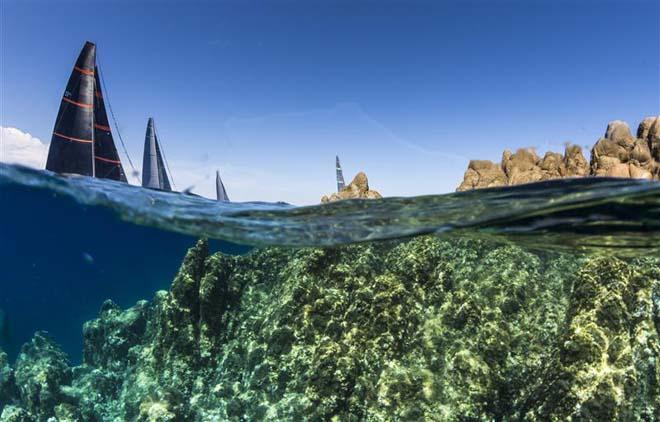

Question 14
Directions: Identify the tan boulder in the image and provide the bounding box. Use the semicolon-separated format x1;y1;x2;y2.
592;138;629;162
563;145;589;177
637;116;659;140
605;163;631;178
604;120;635;145
629;165;653;180
321;172;382;203
456;160;507;191
539;152;564;177
503;149;544;185
629;139;653;172
591;138;628;176
648;117;660;161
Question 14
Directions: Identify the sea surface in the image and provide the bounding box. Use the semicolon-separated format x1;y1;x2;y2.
1;162;659;361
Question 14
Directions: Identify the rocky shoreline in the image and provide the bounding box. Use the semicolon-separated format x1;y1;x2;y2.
1;238;658;421
458;116;660;191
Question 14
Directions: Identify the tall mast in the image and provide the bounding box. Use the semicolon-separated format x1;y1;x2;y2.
46;41;96;176
216;170;229;201
336;155;345;192
142;118;172;191
93;66;127;182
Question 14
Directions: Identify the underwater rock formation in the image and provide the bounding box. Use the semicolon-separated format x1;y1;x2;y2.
1;238;658;420
321;171;382;202
0;350;14;408
457;116;660;191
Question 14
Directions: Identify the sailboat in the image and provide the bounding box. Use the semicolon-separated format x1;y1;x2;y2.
216;170;229;201
336;155;346;192
45;41;127;182
141;118;172;191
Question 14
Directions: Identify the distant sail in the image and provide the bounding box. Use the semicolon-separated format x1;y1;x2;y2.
93;66;126;182
216;170;229;201
46;41;96;176
336;155;345;192
142;118;172;191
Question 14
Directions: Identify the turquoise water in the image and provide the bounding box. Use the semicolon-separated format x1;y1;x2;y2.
1;163;659;359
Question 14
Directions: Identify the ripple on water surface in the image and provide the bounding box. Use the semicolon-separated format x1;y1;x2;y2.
1;163;659;255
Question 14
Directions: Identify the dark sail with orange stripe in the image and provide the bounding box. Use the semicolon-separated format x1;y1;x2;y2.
142;118;172;191
46;41;96;176
93;66;127;182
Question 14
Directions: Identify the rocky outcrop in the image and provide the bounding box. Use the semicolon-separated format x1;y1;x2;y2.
458;145;590;191
1;238;658;420
590;119;656;179
455;160;508;191
458;117;660;191
321;172;382;203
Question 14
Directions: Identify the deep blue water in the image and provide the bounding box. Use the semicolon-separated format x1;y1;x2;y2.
0;176;249;361
1;163;659;362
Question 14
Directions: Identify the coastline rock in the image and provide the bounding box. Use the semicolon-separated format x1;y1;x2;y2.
457;117;660;190
457;145;589;192
640;116;660;175
564;145;590;177
456;160;507;191
321;171;382;202
0;238;658;420
590;119;655;179
502;148;545;185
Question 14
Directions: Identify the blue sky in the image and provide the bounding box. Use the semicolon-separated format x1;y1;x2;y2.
2;0;659;204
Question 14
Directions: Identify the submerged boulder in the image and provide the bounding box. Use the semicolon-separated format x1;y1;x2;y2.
5;332;75;421
321;172;382;202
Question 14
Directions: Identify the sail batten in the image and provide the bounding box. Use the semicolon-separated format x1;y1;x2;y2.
216;170;229;201
46;41;97;176
142;118;172;191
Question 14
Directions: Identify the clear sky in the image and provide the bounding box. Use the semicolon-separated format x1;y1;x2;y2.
1;0;659;204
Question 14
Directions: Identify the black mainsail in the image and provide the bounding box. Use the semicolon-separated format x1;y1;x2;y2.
93;66;127;181
141;118;172;191
336;155;346;192
216;170;229;201
46;42;97;176
46;41;127;181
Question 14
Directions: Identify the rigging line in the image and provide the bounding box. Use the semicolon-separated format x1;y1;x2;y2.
153;123;176;189
96;56;139;180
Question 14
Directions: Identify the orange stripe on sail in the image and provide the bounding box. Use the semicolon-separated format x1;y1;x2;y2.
74;66;94;75
62;97;93;108
94;123;111;131
95;156;121;164
53;132;93;144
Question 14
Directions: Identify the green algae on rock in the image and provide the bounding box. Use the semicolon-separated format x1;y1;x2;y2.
0;237;658;421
